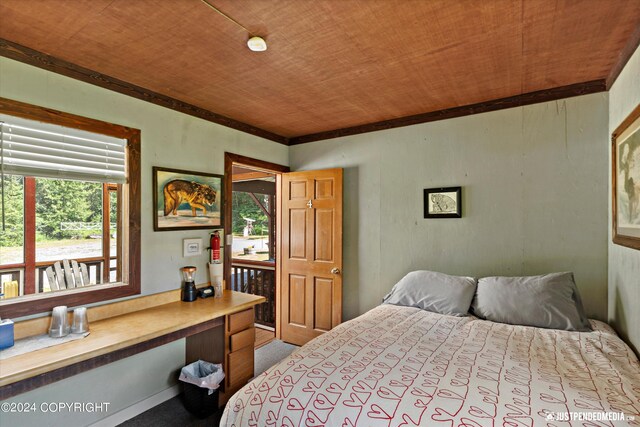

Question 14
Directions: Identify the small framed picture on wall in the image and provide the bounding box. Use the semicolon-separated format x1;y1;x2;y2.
424;187;462;218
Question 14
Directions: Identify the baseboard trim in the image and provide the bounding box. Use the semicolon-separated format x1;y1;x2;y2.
89;384;180;427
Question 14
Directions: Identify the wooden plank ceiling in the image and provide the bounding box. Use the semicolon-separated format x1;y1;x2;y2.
0;0;639;142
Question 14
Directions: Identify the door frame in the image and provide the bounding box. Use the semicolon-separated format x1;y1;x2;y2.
223;153;289;336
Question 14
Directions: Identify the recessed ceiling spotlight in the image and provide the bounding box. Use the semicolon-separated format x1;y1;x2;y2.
247;36;267;52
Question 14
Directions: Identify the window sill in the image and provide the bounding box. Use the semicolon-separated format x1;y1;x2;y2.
0;282;140;319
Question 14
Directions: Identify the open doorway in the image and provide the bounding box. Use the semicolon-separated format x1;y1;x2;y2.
230;166;275;263
223;153;289;348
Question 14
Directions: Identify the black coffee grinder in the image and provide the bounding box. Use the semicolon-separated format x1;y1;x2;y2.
181;266;198;302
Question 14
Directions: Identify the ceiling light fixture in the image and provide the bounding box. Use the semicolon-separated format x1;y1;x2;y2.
200;0;267;52
247;36;267;52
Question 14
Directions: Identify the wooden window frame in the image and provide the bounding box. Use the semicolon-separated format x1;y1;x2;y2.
0;97;141;318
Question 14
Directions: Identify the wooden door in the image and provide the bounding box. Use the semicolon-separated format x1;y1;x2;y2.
279;168;342;346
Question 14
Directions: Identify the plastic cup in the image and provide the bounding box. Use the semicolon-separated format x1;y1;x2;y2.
49;306;70;338
71;307;89;334
214;283;223;298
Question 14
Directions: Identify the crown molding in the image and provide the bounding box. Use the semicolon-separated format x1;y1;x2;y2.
289;80;607;145
1;39;613;147
0;38;289;145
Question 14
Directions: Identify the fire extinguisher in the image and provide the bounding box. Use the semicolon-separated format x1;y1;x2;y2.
211;230;221;263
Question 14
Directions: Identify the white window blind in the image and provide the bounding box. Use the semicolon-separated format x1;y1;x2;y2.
0;114;127;183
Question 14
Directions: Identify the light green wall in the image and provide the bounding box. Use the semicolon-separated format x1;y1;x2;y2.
608;44;640;355
2;340;184;427
0;57;288;426
290;93;610;322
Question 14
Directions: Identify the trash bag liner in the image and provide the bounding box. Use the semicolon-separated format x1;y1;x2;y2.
179;360;225;393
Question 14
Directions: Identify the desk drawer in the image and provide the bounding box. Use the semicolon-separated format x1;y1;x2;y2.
227;346;254;388
230;327;254;352
228;308;254;334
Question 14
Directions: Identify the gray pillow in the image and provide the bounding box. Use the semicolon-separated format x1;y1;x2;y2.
382;270;477;316
471;272;591;331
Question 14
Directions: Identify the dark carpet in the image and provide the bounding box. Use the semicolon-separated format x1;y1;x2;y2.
117;394;223;427
118;340;298;427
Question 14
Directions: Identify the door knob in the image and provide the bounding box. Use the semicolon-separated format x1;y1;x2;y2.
331;267;341;274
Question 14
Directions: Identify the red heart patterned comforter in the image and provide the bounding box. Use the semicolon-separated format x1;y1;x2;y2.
222;305;640;426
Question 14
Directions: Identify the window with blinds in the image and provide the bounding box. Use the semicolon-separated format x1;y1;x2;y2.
0;97;141;319
0;114;127;183
0;112;129;294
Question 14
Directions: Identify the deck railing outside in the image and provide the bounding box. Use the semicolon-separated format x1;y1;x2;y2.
0;256;118;297
230;260;275;328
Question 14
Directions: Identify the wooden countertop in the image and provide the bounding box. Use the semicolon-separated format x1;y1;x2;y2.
0;291;265;388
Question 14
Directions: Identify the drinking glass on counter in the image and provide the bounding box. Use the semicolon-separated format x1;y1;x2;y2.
214;282;223;298
71;307;89;334
49;306;70;338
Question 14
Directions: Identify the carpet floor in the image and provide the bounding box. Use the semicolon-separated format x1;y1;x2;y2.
117;395;223;427
254;339;298;378
118;340;298;427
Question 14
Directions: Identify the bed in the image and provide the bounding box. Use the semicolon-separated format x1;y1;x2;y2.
221;304;640;426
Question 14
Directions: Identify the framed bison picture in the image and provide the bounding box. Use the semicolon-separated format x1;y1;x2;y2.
424;187;462;218
153;166;223;231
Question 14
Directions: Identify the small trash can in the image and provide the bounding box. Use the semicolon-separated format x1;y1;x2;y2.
179;360;225;418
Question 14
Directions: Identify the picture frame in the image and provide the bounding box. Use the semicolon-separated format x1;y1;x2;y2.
424;187;462;218
153;166;224;231
612;103;640;250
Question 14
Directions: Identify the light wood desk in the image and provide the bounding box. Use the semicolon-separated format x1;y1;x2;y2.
0;290;265;403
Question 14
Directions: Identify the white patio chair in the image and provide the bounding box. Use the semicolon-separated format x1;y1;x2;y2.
45;259;91;290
